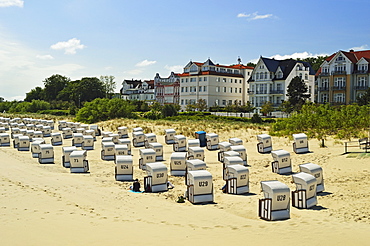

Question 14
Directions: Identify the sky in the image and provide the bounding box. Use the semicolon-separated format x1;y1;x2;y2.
0;0;369;101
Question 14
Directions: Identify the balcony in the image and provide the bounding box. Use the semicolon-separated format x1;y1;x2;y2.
331;71;347;75
354;70;369;74
354;85;369;90
269;90;284;95
319;72;330;77
318;87;329;91
331;86;346;91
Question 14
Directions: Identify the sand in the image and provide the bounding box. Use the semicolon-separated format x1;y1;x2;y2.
0;120;369;246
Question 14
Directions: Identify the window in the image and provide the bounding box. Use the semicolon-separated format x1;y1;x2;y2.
239;88;242;93
216;77;220;82
334;77;346;87
235;88;238;93
228;100;232;105
222;100;226;105
299;73;302;79
204;77;207;81
190;78;196;82
215;99;219;105
359;64;368;71
264;72;267;79
358;76;367;86
181;99;184;105
216;86;220;92
181;79;184;83
185;87;188;92
334;93;345;103
229;87;233;93
320;93;328;103
239;80;242;83
223;78;226;83
203;86;207;92
305;74;308;80
199;77;202;82
185;78;188;82
223;87;227;92
181;87;184;92
199;86;202;92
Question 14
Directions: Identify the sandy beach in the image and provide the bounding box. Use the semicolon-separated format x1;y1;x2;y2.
0;120;369;246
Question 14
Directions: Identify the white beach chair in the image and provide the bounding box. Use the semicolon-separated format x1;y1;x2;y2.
101;142;115;161
17;135;30;151
82;135;94;150
299;163;325;193
291;172;317;209
38;144;54;164
186;170;213;204
218;141;232;162
72;133;84;147
62;128;73;139
230;145;247;166
164;129;176;144
117;126;128;139
271;149;292;174
0;133;10;147
173;135;187;152
51;132;63;146
144;162;168;193
170;152;187;176
223;156;244;180
293;133;309;154
225;164;249;195
257;134;272;153
206;133;219;150
70;150;89;173
139;148;156;170
132;131;145;147
187;146;204;161
144;133;157;148
229;137;243;146
259;180;290;221
115;155;133;181
62;146;78;168
148;142;163;161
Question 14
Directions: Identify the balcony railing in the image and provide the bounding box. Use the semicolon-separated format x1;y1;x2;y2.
269;90;284;94
332;86;346;90
319;72;330;76
354;70;369;74
318;87;329;91
331;71;347;75
354;85;369;90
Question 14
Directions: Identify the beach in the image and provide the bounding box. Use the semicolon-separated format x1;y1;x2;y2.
0;121;369;246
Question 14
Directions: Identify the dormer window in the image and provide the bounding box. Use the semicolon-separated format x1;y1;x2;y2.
190;65;198;72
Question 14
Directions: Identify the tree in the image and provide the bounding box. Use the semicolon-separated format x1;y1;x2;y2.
240;101;255;117
100;75;116;98
25;86;44;102
196;99;208;112
246;62;256;67
64;77;106;107
162;104;178;117
43;74;70;102
261;101;274;116
0;97;4;102
357;87;370;106
286;76;310;112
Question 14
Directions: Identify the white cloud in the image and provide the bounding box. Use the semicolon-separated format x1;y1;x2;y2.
36;54;54;60
135;59;157;67
0;0;23;7
237;12;274;21
350;45;369;51
237;13;250;18
164;65;183;73
270;51;329;60
50;38;86;55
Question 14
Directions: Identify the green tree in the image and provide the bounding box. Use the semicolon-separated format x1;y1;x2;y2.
298;56;329;72
196;99;208;112
43;74;70;102
162;104;178;117
286;76;310;112
25;86;45;102
261;101;274;116
240;101;255;117
246;62;256;67
357;87;370;106
100;75;116;98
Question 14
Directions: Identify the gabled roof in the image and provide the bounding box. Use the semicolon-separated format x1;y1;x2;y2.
248;57;315;82
326;49;370;64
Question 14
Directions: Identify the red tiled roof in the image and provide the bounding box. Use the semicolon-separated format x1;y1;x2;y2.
327;50;370;63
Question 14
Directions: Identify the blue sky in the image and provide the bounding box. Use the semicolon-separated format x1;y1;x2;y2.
0;0;369;100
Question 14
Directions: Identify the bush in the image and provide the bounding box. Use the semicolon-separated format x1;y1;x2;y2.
38;109;69;116
75;98;137;123
251;113;262;123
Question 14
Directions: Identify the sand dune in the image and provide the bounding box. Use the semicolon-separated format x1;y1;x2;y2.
0;119;369;245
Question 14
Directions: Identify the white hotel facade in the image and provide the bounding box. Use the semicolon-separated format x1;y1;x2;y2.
178;59;253;110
